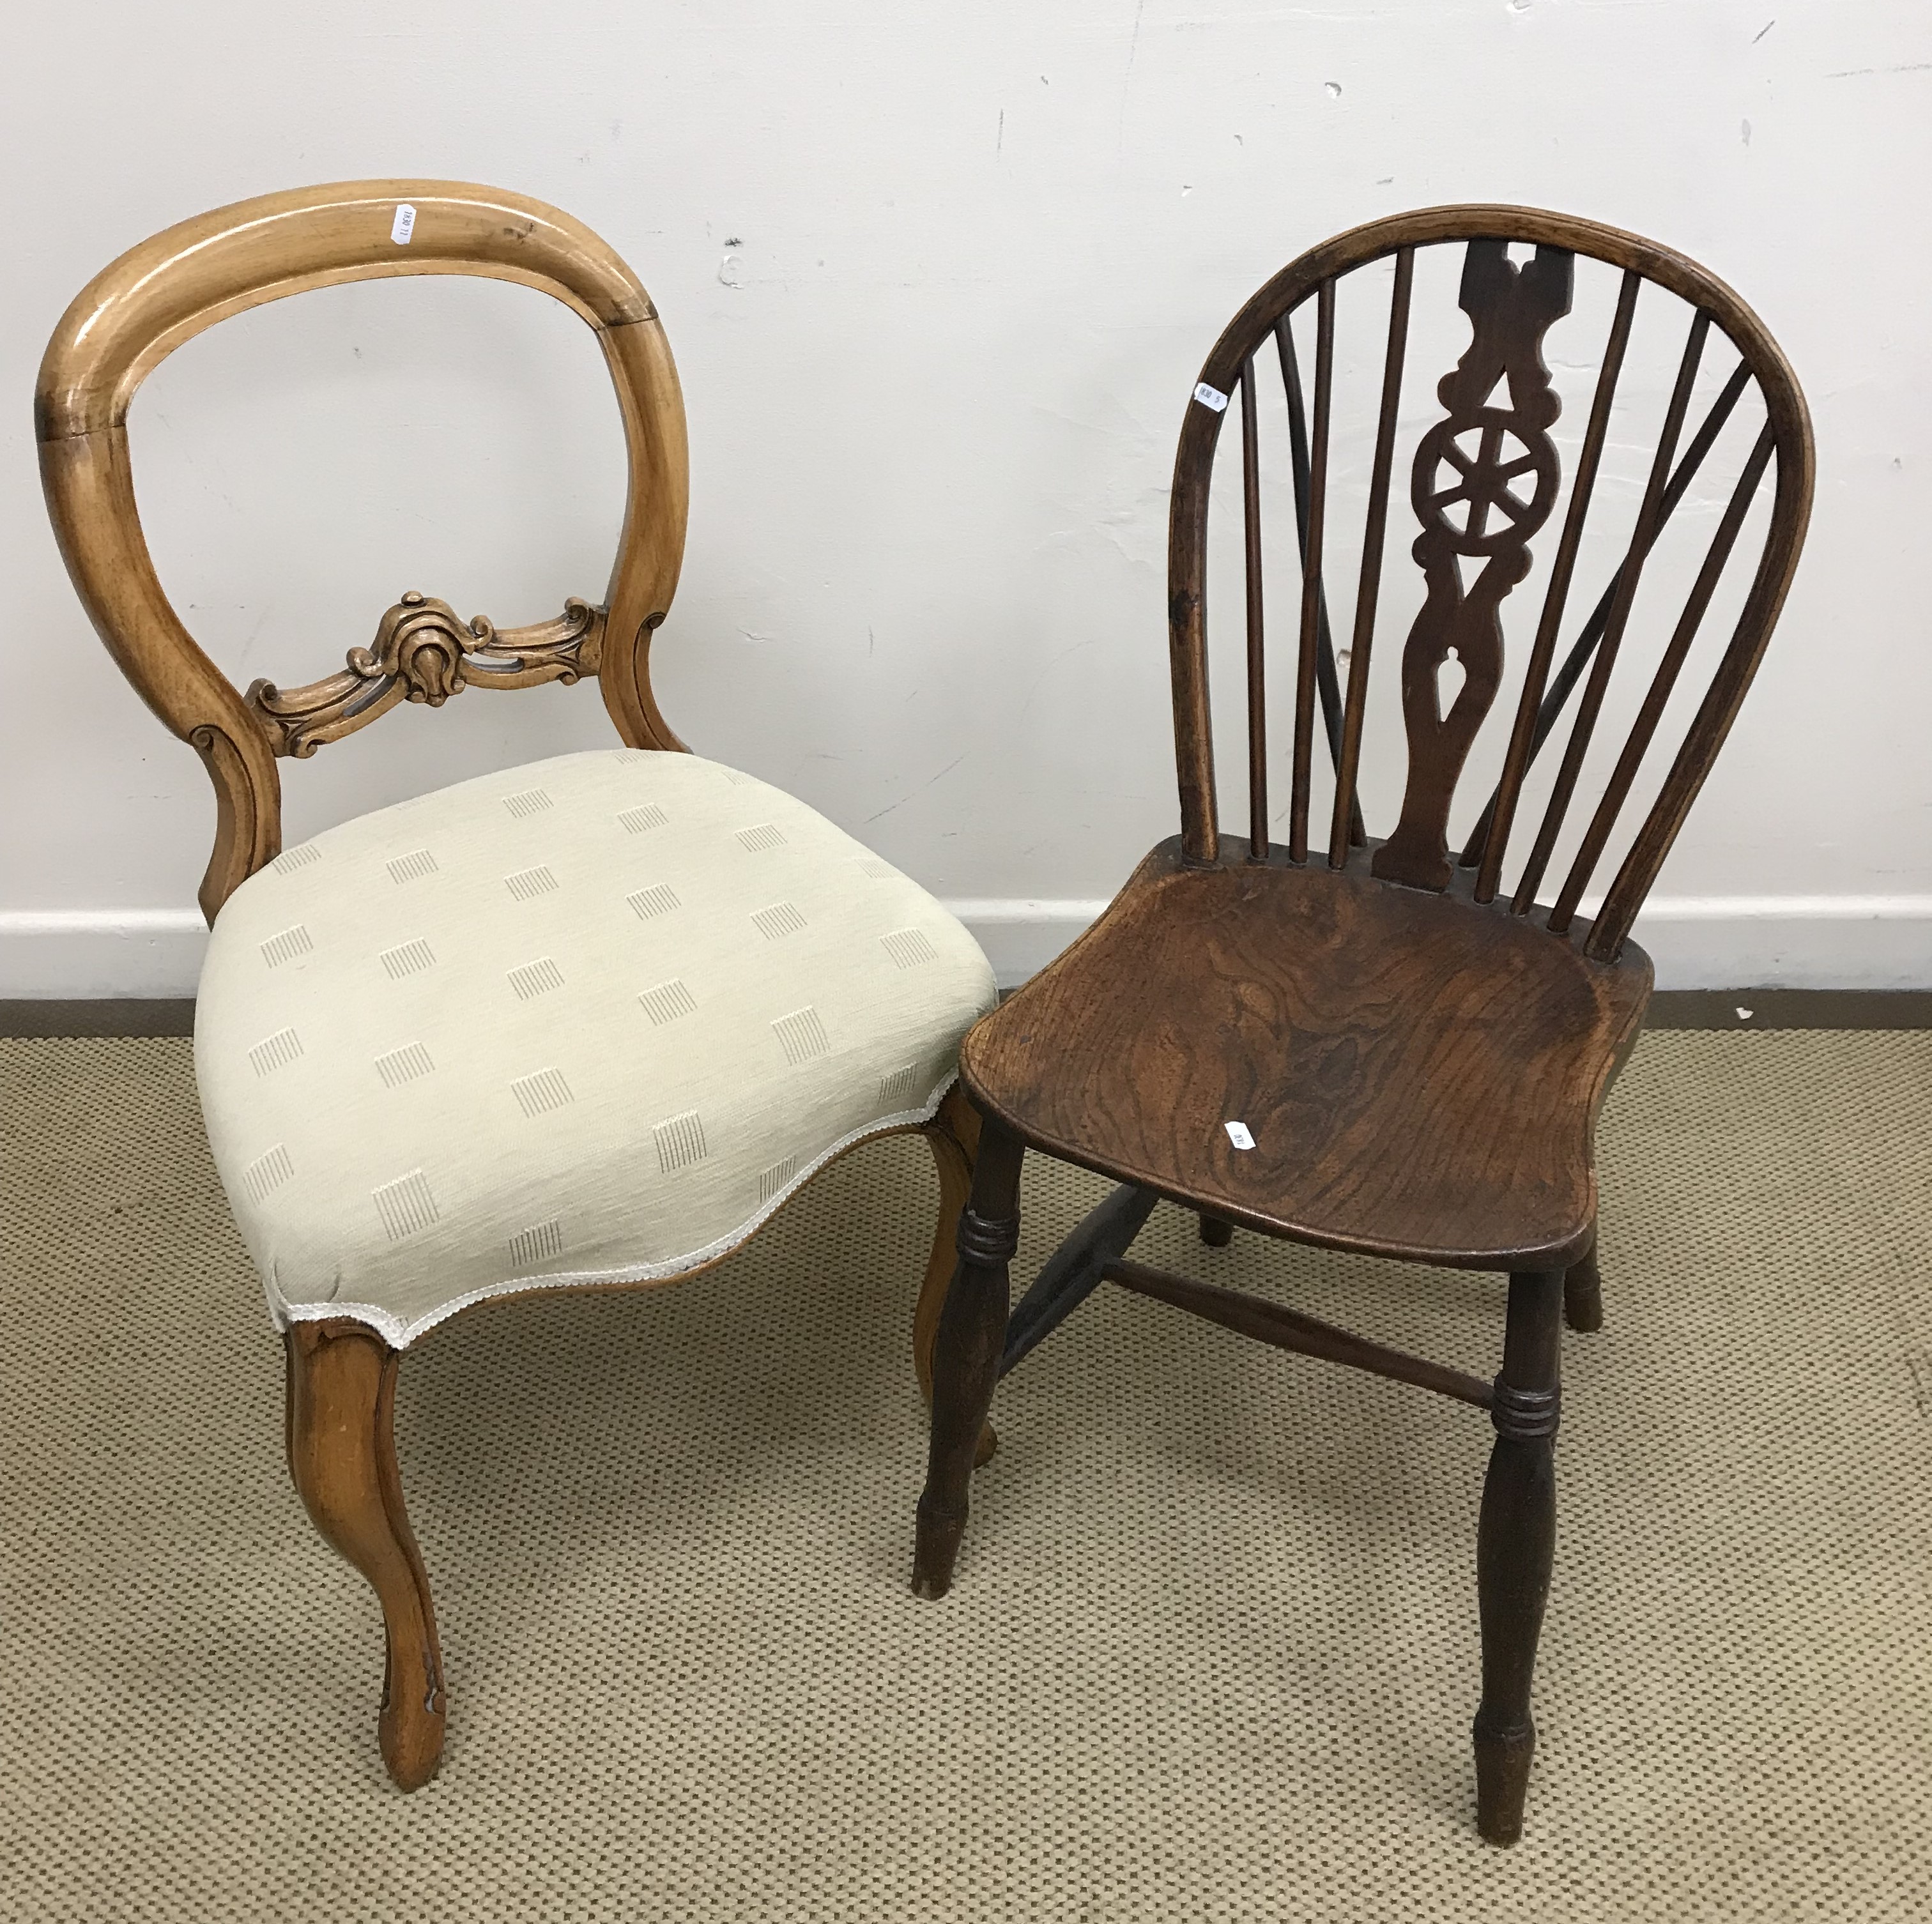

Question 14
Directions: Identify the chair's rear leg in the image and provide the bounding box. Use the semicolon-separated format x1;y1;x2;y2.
1473;1269;1562;1845
1563;1230;1603;1332
1198;1214;1235;1248
912;1113;1023;1600
286;1319;445;1790
916;1086;996;1466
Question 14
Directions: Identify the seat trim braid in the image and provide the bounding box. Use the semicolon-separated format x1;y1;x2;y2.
270;1073;962;1349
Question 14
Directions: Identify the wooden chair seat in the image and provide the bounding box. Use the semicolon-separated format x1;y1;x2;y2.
962;837;1650;1272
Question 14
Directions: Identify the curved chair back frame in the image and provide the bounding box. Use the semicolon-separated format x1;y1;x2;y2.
1167;204;1813;963
36;180;690;921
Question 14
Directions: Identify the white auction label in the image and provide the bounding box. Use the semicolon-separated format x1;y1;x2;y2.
391;204;417;245
1193;381;1230;413
1224;1120;1255;1150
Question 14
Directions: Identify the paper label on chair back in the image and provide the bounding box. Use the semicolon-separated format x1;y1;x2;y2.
1193;382;1229;413
390;204;417;244
1223;1121;1255;1150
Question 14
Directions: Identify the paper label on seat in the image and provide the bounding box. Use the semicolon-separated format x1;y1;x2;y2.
1193;381;1229;413
1224;1120;1255;1150
391;204;417;245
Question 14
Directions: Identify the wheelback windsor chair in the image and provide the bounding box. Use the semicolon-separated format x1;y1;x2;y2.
912;207;1813;1843
38;181;997;1787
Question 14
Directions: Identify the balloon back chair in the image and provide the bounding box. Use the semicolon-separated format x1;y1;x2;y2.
912;207;1812;1844
38;181;996;1788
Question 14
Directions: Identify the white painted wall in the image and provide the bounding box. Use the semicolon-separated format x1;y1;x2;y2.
3;0;1928;995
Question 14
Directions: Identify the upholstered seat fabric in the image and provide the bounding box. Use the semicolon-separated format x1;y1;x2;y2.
195;749;996;1346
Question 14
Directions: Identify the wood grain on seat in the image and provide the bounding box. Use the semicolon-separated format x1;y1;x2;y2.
963;837;1651;1272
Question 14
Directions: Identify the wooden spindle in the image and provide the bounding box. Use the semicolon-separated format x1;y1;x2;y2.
1276;320;1363;844
1459;356;1753;873
1328;247;1414;867
1590;393;1809;965
1241;356;1268;859
1473;271;1639;902
1511;309;1711;915
1549;420;1775;934
1289;279;1336;865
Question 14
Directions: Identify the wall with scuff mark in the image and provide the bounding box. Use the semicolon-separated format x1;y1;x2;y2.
1;0;1926;990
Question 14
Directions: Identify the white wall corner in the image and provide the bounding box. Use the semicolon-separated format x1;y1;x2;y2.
2;894;1928;1002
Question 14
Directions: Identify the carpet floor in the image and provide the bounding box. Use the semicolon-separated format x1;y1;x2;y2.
1;1032;1929;1921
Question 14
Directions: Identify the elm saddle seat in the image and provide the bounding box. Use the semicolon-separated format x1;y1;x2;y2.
963;834;1650;1272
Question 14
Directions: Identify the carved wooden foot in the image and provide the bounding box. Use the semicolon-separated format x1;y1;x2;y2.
912;1115;1022;1600
917;1086;995;1467
1198;1213;1235;1248
1563;1235;1604;1332
1473;1269;1561;1845
285;1319;445;1790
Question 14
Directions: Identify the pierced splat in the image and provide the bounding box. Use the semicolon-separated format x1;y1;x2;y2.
1373;241;1574;892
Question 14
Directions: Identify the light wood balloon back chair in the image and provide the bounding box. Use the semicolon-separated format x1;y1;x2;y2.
38;182;990;1788
913;207;1813;1844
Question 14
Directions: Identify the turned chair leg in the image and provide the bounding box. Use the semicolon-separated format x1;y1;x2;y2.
1198;1213;1234;1248
285;1319;445;1790
911;1113;1023;1600
916;1086;997;1467
1473;1269;1562;1845
1563;1230;1604;1332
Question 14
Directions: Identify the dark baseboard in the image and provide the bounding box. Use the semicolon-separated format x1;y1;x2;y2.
6;989;1931;1040
2;1000;197;1037
1643;989;1932;1029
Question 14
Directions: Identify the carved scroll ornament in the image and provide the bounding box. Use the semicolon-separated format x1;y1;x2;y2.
1373;241;1574;892
247;591;605;758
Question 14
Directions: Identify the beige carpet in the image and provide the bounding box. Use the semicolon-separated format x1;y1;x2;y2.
2;1033;1929;1921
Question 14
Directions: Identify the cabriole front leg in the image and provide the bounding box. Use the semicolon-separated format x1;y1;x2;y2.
911;1115;1023;1600
916;1085;997;1467
1473;1269;1562;1844
285;1318;445;1790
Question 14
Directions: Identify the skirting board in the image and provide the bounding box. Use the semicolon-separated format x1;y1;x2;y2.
10;989;1932;1038
4;896;1931;998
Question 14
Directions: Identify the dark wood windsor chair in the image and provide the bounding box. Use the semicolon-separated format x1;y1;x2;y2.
910;206;1812;1844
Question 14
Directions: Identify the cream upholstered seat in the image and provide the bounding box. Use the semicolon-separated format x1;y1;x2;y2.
38;180;998;1790
198;749;995;1348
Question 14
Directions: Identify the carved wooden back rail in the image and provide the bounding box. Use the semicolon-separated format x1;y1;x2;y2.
1169;205;1813;963
36;180;691;923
